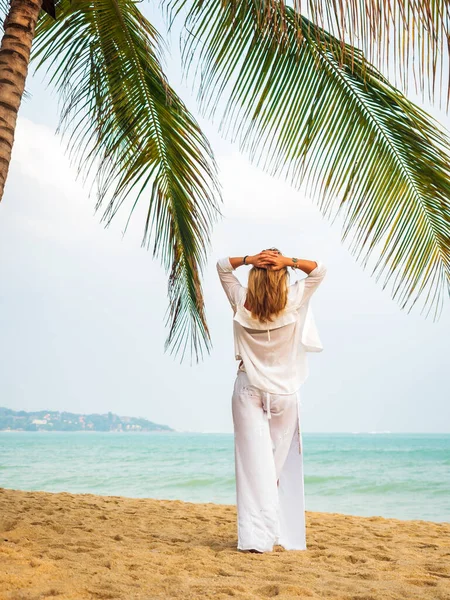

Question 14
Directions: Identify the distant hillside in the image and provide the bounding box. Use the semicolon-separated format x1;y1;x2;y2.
0;407;173;432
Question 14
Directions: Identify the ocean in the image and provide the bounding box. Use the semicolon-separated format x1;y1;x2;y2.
0;431;448;522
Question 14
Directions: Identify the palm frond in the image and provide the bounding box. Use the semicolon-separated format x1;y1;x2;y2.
32;0;222;362
172;0;450;109
170;0;450;318
0;0;7;20
296;0;450;109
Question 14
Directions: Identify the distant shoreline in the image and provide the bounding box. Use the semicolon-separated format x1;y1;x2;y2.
0;429;176;433
0;406;173;433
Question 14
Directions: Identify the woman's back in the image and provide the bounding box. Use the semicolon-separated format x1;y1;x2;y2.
217;254;327;394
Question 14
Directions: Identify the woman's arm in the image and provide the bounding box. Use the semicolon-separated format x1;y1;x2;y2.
265;254;318;274
265;253;327;305
216;258;243;310
299;261;327;305
228;251;279;269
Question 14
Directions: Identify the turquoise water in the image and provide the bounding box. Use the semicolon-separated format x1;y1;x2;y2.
0;432;448;522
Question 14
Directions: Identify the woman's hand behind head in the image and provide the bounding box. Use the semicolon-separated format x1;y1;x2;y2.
263;252;289;271
249;250;279;269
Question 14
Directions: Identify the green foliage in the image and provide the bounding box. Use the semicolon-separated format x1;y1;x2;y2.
198;0;450;108
32;0;222;362
170;0;450;317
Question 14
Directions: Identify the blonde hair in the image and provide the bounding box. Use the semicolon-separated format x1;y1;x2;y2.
246;263;289;324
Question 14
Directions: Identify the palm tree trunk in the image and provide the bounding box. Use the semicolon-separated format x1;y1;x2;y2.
0;0;42;202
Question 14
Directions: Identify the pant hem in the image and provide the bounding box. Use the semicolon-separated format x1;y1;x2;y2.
237;545;272;553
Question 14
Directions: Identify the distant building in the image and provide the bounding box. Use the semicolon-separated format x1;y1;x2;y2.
32;419;47;425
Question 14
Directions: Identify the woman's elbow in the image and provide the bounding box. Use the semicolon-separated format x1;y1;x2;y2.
310;261;327;278
216;257;233;272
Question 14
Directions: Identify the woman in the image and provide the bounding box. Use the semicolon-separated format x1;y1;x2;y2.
217;248;327;553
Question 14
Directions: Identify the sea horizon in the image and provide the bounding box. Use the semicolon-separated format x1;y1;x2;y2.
1;431;449;524
2;429;449;434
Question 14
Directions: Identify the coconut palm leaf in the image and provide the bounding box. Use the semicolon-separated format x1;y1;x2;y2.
303;0;450;108
31;0;222;362
172;0;450;107
170;0;450;317
294;0;449;108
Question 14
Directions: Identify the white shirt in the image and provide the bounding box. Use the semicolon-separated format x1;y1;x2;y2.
217;257;327;394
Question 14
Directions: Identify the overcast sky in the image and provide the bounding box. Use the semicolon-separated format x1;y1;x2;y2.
0;4;449;433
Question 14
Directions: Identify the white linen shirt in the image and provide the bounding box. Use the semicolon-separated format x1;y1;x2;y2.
217;257;327;394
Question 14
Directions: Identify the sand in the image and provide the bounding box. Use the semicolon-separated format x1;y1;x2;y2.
1;487;449;600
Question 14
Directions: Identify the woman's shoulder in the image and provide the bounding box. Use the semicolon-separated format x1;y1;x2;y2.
236;286;248;307
288;279;305;298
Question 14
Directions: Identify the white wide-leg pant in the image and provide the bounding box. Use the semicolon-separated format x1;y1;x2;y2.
232;370;307;552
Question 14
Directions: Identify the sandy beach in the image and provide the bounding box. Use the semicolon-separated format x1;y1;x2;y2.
1;487;449;600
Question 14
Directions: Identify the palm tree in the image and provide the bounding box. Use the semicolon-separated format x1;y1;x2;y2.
0;0;222;363
0;0;449;362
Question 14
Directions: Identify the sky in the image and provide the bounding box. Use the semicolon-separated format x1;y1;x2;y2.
0;4;449;433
